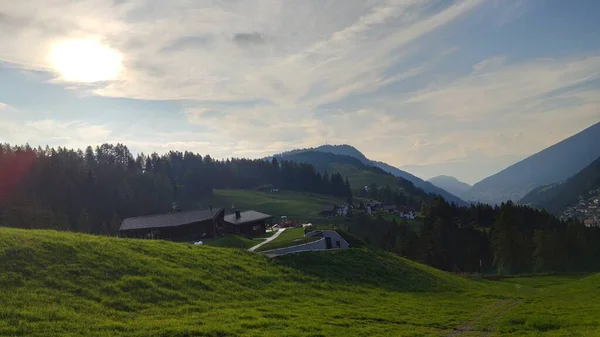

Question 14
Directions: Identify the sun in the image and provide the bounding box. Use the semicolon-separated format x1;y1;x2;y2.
49;39;123;83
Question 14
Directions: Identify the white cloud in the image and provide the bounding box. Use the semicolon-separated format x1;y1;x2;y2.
1;0;600;184
0;0;483;107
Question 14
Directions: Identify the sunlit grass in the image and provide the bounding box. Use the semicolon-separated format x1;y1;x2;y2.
0;227;598;336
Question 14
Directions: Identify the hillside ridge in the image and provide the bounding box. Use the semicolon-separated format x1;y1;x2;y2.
274;144;467;205
463;121;600;204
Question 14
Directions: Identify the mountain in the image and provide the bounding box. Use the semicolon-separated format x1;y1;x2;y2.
427;176;472;197
519;156;600;213
463;121;600;205
274;150;399;189
275;145;467;205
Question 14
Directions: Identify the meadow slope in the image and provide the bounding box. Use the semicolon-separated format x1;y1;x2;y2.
0;228;598;336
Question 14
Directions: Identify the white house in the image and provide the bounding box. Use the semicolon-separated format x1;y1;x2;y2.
399;210;416;220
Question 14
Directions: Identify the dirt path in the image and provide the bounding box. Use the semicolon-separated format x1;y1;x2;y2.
445;299;522;337
247;228;286;252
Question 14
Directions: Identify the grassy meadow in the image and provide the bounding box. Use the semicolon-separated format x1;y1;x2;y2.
254;227;319;252
201;235;258;249
203;189;345;224
1;227;599;336
329;163;398;189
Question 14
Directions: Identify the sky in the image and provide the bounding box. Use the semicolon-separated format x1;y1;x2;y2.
1;0;599;185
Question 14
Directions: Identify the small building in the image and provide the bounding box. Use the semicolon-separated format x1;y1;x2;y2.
118;208;225;241
320;204;339;217
224;210;274;237
305;230;350;249
368;201;384;212
383;205;398;214
398;206;416;220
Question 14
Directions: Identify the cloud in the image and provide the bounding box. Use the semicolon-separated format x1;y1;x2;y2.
0;102;7;109
1;0;599;184
232;32;265;46
0;0;484;105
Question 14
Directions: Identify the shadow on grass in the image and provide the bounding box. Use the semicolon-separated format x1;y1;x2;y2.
274;248;465;293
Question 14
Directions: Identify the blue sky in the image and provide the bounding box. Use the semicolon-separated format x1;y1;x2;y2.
1;0;599;184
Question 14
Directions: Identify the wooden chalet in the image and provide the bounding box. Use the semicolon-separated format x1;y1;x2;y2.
118;207;225;241
224;210;274;237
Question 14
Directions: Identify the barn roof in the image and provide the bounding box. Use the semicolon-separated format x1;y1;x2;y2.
119;208;223;231
321;204;337;212
224;210;273;225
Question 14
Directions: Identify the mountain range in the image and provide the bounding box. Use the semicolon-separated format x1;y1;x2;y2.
519;156;600;213
427;176;472;198
274;145;467;205
462;121;600;205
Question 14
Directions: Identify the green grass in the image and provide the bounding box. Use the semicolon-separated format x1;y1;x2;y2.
329;163;398;189
1;227;599;336
255;228;319;252
203;189;345;224
202;235;257;249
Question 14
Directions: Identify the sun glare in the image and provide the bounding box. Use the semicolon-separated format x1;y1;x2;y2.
49;39;123;83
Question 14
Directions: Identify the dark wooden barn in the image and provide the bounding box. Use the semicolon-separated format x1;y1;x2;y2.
224;210;274;237
118;208;225;241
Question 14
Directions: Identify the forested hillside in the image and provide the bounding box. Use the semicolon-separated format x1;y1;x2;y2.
274;150;432;209
520;156;600;213
274;150;398;187
276;144;466;205
0;143;351;234
342;198;600;274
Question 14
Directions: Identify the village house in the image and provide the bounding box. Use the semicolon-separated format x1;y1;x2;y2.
398;206;416;220
118;207;225;241
583;219;597;228
320;204;339;217
383;205;398;214
224;210;274;237
320;204;351;217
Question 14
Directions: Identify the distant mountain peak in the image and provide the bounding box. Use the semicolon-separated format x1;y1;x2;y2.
463;121;600;204
274;143;467;205
428;176;472;198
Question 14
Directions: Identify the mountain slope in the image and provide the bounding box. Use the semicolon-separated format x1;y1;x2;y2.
428;175;472;197
519;156;600;213
274;150;398;188
463;121;600;204
371;160;466;205
276;145;467;205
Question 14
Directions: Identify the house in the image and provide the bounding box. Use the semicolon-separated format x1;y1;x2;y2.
118;207;225;241
320;204;339;217
368;201;384;212
583;219;596;227
224;210;274;237
383;205;398;214
398;206;416;220
305;230;350;249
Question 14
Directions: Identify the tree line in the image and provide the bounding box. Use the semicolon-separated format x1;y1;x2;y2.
344;197;600;274
355;182;430;210
0;143;351;234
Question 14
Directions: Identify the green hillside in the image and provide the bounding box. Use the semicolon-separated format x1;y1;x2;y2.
203;189;345;224
1;228;599;336
329;162;398;188
275;150;398;189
